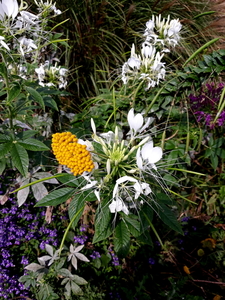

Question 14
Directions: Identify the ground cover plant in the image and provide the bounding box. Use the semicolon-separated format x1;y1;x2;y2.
0;0;225;299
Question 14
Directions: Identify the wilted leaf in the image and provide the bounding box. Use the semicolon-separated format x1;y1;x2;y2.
0;194;8;205
17;177;30;207
45;206;53;223
31;181;48;201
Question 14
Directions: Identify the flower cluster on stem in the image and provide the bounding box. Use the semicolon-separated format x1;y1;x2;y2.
121;14;182;90
52;109;164;216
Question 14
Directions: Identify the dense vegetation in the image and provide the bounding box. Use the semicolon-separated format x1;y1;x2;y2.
0;1;225;299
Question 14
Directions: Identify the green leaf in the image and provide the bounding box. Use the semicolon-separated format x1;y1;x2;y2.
153;203;183;235
17;130;38;140
0;142;12;158
93;200;113;244
114;220;130;258
0;134;11;142
57;174;79;187
210;154;218;171
25;86;45;110
0;62;7;79
8;83;21;102
68;192;86;229
123;214;140;237
70;281;83;295
18;138;49;151
0;157;6;175
44;96;58;111
137;231;153;247
35;188;74;207
73;275;88;285
10;143;29;176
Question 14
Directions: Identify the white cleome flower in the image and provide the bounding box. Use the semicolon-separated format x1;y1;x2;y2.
127;108;151;138
19;37;37;56
0;0;19;20
109;175;152;214
144;14;182;48
0;36;10;51
136;141;163;171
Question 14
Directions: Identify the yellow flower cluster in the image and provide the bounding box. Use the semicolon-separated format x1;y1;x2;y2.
52;132;95;176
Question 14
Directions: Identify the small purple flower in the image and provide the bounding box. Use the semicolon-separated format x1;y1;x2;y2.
90;251;101;259
74;235;88;245
148;257;156;265
181;216;189;223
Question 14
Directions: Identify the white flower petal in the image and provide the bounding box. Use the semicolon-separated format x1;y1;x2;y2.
147;146;163;164
141;141;153;159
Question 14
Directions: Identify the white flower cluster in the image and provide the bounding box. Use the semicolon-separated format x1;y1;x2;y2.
122;14;182;90
35;61;68;89
0;0;68;88
81;108;163;216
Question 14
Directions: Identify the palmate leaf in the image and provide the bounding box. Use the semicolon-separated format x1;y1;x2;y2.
35;188;74;207
10;143;29;176
18;138;49;151
114;220;130;258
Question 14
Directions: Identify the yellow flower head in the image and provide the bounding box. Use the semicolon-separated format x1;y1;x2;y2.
51;132;95;176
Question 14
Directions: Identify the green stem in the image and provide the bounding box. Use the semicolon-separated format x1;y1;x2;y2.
182;38;219;68
59;205;85;255
143;211;164;248
10;173;68;194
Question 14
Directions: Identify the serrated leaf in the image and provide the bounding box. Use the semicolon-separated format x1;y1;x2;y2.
68;192;86;229
16;130;38;140
114;221;130;258
0;134;11;142
44;96;58;111
123;214;140;237
10;143;29;176
93;201;113;244
153;203;183;235
0;142;12;158
25;86;45;109
56;173;78;187
35;187;74;207
8;83;21;102
18;138;49;151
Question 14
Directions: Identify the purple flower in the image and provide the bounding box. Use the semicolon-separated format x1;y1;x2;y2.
90;251;101;259
148;257;156;265
74;235;88;245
